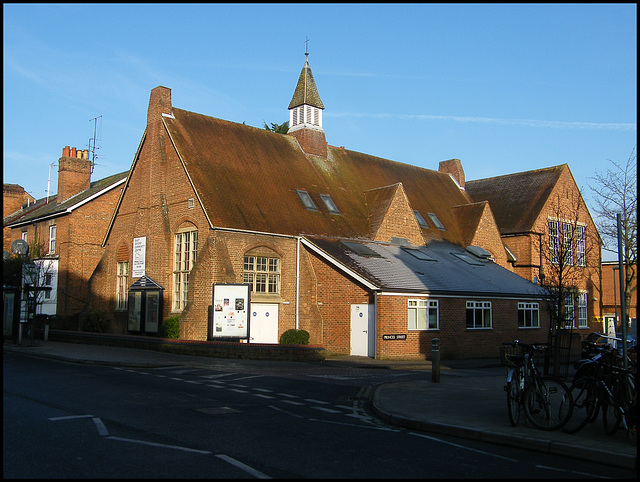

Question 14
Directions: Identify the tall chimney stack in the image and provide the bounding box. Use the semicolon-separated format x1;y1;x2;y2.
57;146;91;203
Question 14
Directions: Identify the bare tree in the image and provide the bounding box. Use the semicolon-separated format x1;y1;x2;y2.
589;148;637;324
539;187;600;334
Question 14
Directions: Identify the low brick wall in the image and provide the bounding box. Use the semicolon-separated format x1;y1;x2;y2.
47;330;325;362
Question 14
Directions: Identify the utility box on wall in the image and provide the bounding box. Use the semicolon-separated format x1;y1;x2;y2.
127;275;163;334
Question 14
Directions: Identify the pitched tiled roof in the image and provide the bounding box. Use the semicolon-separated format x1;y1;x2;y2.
163;108;473;245
288;57;324;110
5;171;128;227
304;236;548;298
465;165;566;234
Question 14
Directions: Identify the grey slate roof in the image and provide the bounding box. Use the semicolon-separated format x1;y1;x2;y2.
305;236;548;299
5;171;128;227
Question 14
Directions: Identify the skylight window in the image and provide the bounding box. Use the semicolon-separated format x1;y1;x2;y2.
341;240;382;257
402;247;436;261
296;190;318;211
320;194;340;214
453;253;484;266
428;213;446;230
414;210;429;228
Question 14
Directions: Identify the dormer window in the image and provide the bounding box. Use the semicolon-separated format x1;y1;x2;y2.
296;190;318;211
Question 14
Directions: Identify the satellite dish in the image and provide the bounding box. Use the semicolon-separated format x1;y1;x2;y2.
11;239;29;256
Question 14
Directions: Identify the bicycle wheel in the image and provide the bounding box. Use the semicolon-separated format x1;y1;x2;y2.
562;377;596;433
602;395;621;435
523;376;573;431
506;369;522;426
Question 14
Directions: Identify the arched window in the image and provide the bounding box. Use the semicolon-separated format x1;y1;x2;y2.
173;224;198;311
243;247;280;294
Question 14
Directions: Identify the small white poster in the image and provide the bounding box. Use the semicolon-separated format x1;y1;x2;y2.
132;237;146;278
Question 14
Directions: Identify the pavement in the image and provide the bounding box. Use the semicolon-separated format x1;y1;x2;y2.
3;339;637;471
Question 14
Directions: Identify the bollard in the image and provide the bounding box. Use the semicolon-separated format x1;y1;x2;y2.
44;324;49;341
431;338;440;383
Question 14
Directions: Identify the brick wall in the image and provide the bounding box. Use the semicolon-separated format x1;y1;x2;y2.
376;296;550;360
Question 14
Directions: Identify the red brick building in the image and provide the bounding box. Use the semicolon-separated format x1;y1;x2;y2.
601;261;637;341
4;147;127;323
89;55;552;360
466;166;602;335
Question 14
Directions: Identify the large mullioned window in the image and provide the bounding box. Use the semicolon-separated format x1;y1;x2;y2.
243;254;280;294
173;228;198;311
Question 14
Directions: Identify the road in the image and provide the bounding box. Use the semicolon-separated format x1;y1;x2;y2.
3;351;634;478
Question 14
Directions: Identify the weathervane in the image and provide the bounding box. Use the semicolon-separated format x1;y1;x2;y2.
305;36;310;59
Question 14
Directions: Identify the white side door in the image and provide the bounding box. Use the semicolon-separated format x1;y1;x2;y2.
350;304;375;357
250;303;279;344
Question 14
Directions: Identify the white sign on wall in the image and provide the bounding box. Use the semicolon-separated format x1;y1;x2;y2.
132;237;146;278
211;284;250;339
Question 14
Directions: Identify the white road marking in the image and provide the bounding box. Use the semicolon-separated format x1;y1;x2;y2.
408;432;518;461
228;388;249;394
253;394;275;399
92;417;109;436
216;454;271;479
269;405;305;418
310;406;341;414
281;400;305;406
49;414;94;421
304;399;329;404
107;436;211;454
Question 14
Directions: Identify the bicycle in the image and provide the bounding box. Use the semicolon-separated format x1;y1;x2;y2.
501;340;573;431
563;335;637;438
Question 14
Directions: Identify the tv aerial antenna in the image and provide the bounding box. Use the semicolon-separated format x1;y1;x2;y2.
88;115;102;173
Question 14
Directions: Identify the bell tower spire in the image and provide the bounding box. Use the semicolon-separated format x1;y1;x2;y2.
287;42;327;158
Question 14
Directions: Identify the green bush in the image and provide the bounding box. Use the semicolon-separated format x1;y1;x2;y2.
279;329;310;345
159;315;180;338
82;310;109;333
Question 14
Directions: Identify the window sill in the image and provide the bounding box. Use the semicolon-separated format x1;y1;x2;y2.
250;293;285;303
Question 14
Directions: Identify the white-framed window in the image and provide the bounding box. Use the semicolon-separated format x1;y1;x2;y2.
563;222;574;265
466;301;492;329
577;291;588;328
116;261;129;310
173;228;198;311
48;225;56;254
564;292;575;328
243;255;280;294
518;302;540;328
576;225;586;267
408;299;439;330
549;219;559;264
21;231;28;242
43;273;53;299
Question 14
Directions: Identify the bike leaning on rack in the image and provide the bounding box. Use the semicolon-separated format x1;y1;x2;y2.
562;333;636;438
501;340;573;431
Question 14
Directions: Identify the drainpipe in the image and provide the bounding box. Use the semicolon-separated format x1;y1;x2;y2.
296;236;300;330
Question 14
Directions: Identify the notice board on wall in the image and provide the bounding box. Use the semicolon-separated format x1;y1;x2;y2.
210;283;250;339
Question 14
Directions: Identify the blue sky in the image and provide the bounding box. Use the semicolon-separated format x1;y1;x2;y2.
3;3;636;258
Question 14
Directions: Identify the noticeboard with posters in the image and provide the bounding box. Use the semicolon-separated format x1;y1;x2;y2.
210;283;250;339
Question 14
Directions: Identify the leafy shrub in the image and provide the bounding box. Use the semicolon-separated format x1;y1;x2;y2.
279;329;310;345
82;310;109;333
159;315;180;339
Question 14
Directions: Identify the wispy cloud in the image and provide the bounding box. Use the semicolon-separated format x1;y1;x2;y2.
327;111;637;131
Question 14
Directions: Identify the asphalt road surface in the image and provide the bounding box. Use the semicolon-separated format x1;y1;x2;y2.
3;351;635;478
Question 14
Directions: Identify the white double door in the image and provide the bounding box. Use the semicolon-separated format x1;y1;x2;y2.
350;304;375;357
250;303;279;344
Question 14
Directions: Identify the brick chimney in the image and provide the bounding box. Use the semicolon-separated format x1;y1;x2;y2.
439;159;465;189
57;146;91;203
